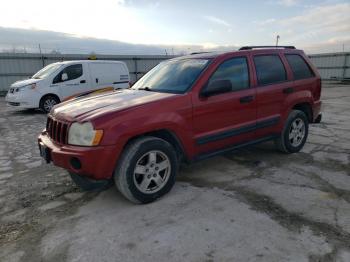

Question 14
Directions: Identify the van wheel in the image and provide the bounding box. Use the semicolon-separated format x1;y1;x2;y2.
114;136;178;204
275;110;309;153
40;95;60;113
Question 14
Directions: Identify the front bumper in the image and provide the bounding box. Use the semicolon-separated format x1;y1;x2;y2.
5;92;38;109
38;130;122;180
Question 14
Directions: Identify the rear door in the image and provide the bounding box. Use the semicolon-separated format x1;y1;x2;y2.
192;56;257;155
253;53;291;138
88;62;130;90
52;63;89;99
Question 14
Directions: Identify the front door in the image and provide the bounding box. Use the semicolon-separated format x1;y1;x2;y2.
192;56;257;155
52;63;89;99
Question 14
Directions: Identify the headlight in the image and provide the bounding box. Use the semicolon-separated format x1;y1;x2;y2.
68;122;103;146
16;83;36;92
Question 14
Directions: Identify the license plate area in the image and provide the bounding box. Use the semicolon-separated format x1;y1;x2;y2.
39;142;51;163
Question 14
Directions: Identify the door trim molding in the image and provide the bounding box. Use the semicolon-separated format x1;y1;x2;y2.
194;135;279;161
196;116;280;145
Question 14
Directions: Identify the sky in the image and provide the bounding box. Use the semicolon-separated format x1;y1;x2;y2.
0;0;349;54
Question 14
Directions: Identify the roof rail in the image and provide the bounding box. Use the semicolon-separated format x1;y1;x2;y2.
239;46;296;51
190;51;211;55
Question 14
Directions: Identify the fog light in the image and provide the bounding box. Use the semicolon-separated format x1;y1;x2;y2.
70;157;82;170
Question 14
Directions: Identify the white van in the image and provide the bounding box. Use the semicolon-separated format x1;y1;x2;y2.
5;60;130;113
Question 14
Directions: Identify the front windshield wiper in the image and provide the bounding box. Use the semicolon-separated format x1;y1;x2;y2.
138;87;154;91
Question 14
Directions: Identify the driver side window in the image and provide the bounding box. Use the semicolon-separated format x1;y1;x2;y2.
53;64;83;84
208;57;249;92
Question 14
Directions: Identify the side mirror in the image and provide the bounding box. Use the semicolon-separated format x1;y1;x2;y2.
61;73;68;81
201;79;232;97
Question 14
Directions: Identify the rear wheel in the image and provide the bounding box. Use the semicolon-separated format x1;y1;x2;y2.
40;95;60;113
275;110;309;153
114;136;178;204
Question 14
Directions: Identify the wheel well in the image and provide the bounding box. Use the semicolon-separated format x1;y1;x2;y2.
125;129;188;162
40;94;61;106
292;103;313;122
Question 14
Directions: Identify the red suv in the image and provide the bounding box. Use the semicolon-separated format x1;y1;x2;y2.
38;46;322;203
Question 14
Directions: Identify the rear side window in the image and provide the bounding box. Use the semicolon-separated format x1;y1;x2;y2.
208;57;249;91
254;55;287;86
285;54;314;80
53;64;83;84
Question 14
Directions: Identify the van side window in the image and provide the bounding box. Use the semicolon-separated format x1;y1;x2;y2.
208;57;249;92
53;64;83;84
285;54;314;80
254;55;287;86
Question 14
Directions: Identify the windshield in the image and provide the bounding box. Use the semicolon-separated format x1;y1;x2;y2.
32;63;62;79
132;59;210;93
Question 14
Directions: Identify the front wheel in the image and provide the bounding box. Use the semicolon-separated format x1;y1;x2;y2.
114;137;178;204
275;110;309;153
40;95;60;113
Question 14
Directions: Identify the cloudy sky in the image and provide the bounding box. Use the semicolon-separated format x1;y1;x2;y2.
0;0;349;54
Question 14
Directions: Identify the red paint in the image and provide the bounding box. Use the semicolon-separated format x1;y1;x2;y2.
38;48;322;180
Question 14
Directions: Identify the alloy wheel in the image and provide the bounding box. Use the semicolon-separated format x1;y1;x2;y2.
133;150;171;194
289;118;305;147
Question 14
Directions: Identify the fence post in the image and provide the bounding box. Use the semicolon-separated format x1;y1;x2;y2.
342;53;349;80
38;44;45;67
133;57;138;81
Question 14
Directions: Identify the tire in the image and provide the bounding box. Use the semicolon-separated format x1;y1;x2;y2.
275;110;309;153
114;136;178;204
40;95;60;113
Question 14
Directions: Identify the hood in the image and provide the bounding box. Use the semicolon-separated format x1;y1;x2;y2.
11;78;41;88
52;89;176;121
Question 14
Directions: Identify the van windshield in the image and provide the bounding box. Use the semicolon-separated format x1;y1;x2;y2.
32;63;62;79
132;59;210;94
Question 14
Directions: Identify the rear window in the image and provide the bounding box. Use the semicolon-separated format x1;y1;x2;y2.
285;54;314;80
254;55;287;86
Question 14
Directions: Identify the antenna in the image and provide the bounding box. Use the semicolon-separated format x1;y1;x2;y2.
276;35;280;47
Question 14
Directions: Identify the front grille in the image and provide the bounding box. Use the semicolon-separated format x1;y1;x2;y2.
46;116;69;144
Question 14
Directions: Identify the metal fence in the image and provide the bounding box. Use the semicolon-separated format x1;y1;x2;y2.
0;53;175;93
309;52;350;80
0;51;349;93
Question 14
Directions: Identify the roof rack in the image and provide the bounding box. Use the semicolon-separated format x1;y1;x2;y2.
239;46;296;50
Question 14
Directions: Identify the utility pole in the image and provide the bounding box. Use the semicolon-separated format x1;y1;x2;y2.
276;35;280;47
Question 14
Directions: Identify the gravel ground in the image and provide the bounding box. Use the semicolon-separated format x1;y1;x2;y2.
0;83;349;262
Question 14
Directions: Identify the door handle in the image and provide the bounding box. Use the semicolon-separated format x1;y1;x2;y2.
239;95;254;104
283;87;294;94
80;80;86;84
